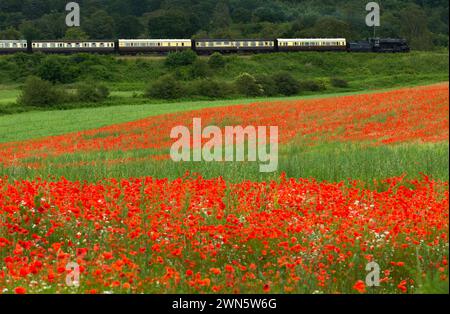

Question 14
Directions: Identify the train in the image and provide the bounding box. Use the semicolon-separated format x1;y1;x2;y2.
0;37;410;55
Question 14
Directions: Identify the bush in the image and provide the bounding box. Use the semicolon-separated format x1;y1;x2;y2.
193;79;227;98
37;56;78;84
18;76;67;107
189;59;210;79
255;74;278;96
145;75;185;99
165;50;198;67
330;77;349;88
76;82;110;102
272;72;299;96
208;52;226;69
235;73;263;97
299;80;327;92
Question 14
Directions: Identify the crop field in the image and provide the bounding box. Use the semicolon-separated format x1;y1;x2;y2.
0;83;448;294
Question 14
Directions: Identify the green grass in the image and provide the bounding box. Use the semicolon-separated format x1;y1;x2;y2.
0;88;19;105
2;142;448;186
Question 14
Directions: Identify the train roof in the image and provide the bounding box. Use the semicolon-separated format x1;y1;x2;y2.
0;40;27;42
277;38;346;41
31;40;115;43
118;39;191;42
195;38;275;41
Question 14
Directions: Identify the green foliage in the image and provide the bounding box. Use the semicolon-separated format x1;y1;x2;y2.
18;76;67;107
76;82;110;102
330;77;349;88
255;74;278;96
189;59;210;79
64;28;89;40
37;56;78;84
145;75;185;99
272;72;300;96
208;52;226;69
298;80;327;92
235;72;263;96
193;79;227;98
165;50;198;68
0;1;447;50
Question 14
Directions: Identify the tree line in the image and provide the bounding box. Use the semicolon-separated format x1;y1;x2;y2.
0;0;448;50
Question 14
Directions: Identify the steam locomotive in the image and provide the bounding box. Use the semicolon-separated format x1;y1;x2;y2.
0;37;410;54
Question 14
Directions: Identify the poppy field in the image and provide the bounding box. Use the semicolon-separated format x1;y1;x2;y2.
0;83;448;294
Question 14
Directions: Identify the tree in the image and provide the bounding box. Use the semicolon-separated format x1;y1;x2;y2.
148;10;198;38
211;0;232;29
0;27;21;39
34;13;66;39
145;75;185;99
19;20;41;41
165;50;197;67
115;15;143;39
397;5;434;50
253;3;287;23
83;10;115;39
18;76;64;107
235;73;263;96
300;17;353;39
37;57;78;84
208;52;226;69
64;28;89;40
272;72;299;96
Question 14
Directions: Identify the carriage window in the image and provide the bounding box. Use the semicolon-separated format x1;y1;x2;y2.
92;43;96;47
181;43;184;46
100;43;105;47
224;41;229;46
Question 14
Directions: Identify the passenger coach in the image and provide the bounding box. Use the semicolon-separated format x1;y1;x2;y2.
31;40;116;53
118;39;191;54
277;38;347;51
0;40;28;54
194;39;275;54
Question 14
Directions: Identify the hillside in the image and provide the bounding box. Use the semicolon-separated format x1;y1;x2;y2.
0;0;448;50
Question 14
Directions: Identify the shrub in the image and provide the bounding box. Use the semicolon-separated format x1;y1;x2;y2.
76;82;110;102
330;77;349;88
165;50;198;67
255;74;278;96
271;72;299;96
145;75;185;99
189;59;210;79
194;79;226;98
235;72;263;97
18;76;67;107
299;80;327;92
208;52;226;69
37;56;78;84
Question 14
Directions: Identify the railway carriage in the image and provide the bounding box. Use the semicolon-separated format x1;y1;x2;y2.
31;40;116;54
277;38;347;52
118;39;191;54
193;39;275;54
0;40;28;54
